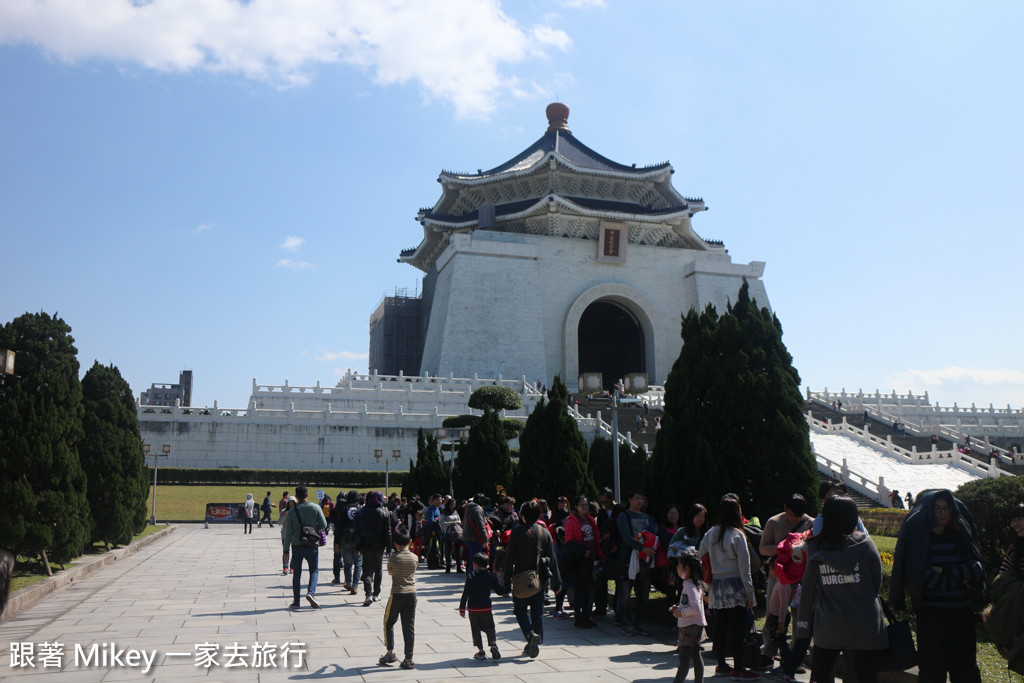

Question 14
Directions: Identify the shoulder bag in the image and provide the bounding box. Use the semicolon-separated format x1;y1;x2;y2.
510;527;543;599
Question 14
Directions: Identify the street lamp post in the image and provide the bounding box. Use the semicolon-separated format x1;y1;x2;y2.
374;449;402;498
144;443;171;525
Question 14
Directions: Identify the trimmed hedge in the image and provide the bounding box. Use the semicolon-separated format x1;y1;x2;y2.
859;507;908;537
150;467;407;487
468;386;522;411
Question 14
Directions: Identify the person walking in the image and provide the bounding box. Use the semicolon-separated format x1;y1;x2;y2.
891;489;984;683
459;552;508;660
282;485;328;609
280;497;296;574
504;500;560;659
795;495;887;683
335;490;362;594
259;491;274;528
439;497;464;573
378;527;418;670
242;494;255;534
358;490;392;606
278;491;290;523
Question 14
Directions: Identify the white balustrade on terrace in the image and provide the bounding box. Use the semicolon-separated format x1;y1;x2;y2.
807;389;1022;465
805;411;1010;507
809;387;1024;443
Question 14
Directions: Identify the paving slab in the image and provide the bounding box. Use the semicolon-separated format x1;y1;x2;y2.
1;524;815;681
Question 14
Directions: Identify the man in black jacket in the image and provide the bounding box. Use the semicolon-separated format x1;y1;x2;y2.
358;490;392;606
504;500;560;659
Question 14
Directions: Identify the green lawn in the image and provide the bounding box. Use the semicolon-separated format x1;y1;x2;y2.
9;524;167;594
147;485;401;521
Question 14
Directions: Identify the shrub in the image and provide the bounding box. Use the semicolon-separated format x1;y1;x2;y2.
860;508;908;537
956;476;1024;576
468;386;522;412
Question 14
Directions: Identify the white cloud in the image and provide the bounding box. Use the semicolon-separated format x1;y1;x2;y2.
316;350;369;361
274;258;314;271
558;0;606;8
194;222;215;233
885;366;1024;407
0;0;572;119
280;236;304;251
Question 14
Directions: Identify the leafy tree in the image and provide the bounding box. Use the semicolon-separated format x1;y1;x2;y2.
79;362;149;549
453;408;512;501
955;476;1024;577
648;280;818;521
405;428;451;500
0;312;91;570
515;376;596;503
589;436;647;495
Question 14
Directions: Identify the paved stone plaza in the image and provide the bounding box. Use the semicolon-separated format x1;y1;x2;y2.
1;525;813;682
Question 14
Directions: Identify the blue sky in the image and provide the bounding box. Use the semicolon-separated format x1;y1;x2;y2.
2;1;1022;411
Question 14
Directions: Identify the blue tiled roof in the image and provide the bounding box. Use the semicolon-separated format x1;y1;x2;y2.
421;195;688;224
442;131;670;179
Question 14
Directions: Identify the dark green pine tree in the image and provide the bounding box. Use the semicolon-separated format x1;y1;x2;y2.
453;408;513;501
515;376;596;504
405;428;451;500
0;312;91;570
648;280;818;521
80;362;149;549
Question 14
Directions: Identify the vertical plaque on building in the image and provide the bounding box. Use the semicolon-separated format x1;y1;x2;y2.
597;222;627;264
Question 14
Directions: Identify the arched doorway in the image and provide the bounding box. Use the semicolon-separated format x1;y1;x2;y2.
577;301;645;390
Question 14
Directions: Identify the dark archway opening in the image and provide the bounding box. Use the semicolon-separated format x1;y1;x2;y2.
577;301;645;390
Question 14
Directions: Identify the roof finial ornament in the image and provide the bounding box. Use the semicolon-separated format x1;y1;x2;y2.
545;102;570;133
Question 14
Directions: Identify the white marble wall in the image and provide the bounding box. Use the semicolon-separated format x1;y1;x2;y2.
420;230;770;385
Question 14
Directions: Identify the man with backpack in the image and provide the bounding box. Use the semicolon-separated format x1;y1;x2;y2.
357;490;392;606
282;485;328;609
334;490;362;593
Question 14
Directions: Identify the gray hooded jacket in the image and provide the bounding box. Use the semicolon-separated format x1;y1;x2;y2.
794;531;888;651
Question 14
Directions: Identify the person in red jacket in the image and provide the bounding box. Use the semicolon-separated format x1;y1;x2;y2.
563;495;604;628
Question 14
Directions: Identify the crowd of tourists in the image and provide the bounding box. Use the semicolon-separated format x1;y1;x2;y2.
256;478;1024;682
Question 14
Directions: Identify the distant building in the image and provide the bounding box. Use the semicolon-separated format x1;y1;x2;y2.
369;289;426;376
140;370;193;407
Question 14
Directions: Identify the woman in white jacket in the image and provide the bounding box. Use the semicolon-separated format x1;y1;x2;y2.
699;494;757;680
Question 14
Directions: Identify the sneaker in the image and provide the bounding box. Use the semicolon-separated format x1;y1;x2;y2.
714;664;733;676
378;653;398;666
363;597;373;607
490;645;501;660
526;632;540;659
282;568;289;575
730;669;760;680
306;593;320;609
551;609;569;620
399;659;415;670
349;586;358;595
331;578;341;585
372;594;380;602
634;625;651;637
473;651;487;660
619;624;637;637
289;602;301;609
767;667;796;683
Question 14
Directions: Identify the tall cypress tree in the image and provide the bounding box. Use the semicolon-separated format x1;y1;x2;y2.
0;312;90;568
648;281;818;520
80;362;149;548
515;376;596;503
453;408;512;501
406;428;450;500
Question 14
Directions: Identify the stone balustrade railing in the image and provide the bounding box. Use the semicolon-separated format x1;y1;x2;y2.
807;391;1022;465
805;412;1011;508
808;387;1024;440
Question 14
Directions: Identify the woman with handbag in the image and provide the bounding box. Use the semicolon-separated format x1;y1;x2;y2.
795;495;887;683
504;500;561;659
